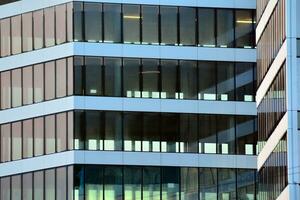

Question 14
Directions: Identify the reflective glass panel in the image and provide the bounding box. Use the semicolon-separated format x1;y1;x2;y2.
198;115;217;154
104;4;121;43
161;113;179;153
1;124;11;162
85;111;102;150
198;62;216;100
56;59;67;98
85;57;102;96
198;9;215;47
237;169;255;200
235;63;254;102
104;166;123;200
161;60;178;99
143;167;161;200
180;61;197;99
124;167;142;200
74;2;83;41
33;10;44;49
22;173;33;200
181;168;198;200
217;115;235;154
124;112;142;152
22;66;33;105
123;58;140;98
104;58;121;96
34;64;44;103
12;122;22;160
162;167;180;200
45;115;55;154
217;9;234;48
160;6;178;45
56;4;67;44
12;69;22;107
180;114;198;153
142;113;160;152
45;169;55;200
56;167;67;200
236;116;256;155
142;59;159;98
1;18;11;57
22;12;33;52
84;2;102;42
11;15;22;55
235;10;253;48
179;7;196;46
123;4;140;44
74;57;84;95
11;175;21;200
217;62;235;101
23;119;33;158
199;168;217;200
56;113;67;152
1;71;11;109
34;117;44;156
44;7;55;47
218;168;236;200
141;5;159;45
85;165;103;200
1;177;11;200
104;112;122;151
34;171;44;200
45;61;55;100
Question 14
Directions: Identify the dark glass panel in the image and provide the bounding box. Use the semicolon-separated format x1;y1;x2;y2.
34;117;44;156
56;112;67;152
22;66;33;105
67;57;74;95
1;177;11;200
217;9;234;48
86;111;102;150
235;10;253;48
160;6;178;45
68;166;74;200
236;116;256;155
74;165;84;200
217;62;235;101
123;58;141;97
22;173;33;200
34;171;44;200
45;169;55;200
74;111;85;150
180;114;198;153
11;15;22;55
104;166;123;200
56;4;67;44
124;112;142;151
74;57;84;95
123;4;140;44
84;2;102;42
103;4;121;43
12;68;22;107
199;168;217;199
74;2;83;41
68;111;74;150
217;115;235;154
104;112;122;151
11;175;21;200
141;59;159;98
235;63;254;102
67;3;73;42
104;58;122;97
143;167;160;200
198;115;217;154
180;60;197;99
85;165;103;200
161;113;179;152
1;18;11;57
162;167;180;200
22;12;33;52
161;60;178;99
44;7;55;47
142;112;160;152
12;122;22;160
45;61;55;100
23;119;33;158
237;169;255;200
56;167;67;200
56;59;67;98
33;10;44;49
124;166;142;200
1;124;11;162
218;168;236;200
198;62;216;100
45;115;56;154
141;5;159;45
85;57;102;96
198;9;215;47
179;7;196;46
1;71;11;109
33;64;44;103
181;168;198;200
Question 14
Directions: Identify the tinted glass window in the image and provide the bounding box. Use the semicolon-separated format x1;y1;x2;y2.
74;111;84;150
22;66;33;105
198;9;215;47
143;167;161;199
34;117;44;156
22;12;33;52
199;115;217;154
179;7;196;46
74;57;84;95
12;122;22;160
218;168;236;200
11;175;21;200
180;114;198;153
1;71;11;109
123;58;140;97
217;62;235;101
68;111;74;150
56;4;67;44
104;112;122;151
236;116;256;155
217;115;235;154
142;59;159;98
67;3;73;42
56;59;67;98
161;60;178;99
85;57;102;96
86;111;102;150
142;113;160;152
45;115;55;154
235;10;253;48
198;62;216;100
34;171;44;200
12;68;22;107
56;113;67;152
199;168;217;199
85;166;103;200
104;167;123;199
161;113;179;153
123;4;140;44
235;63;254;101
22;173;33;200
11;15;22;55
56;167;67;200
1;18;11;57
1;124;11;162
141;5;159;44
217;9;234;48
124;167;142;200
67;57;74;95
44;7;55;47
74;2;83;41
45;61;55;100
160;6;178;45
237;169;255;200
33;10;44;49
181;168;198;200
180;61;197;99
84;3;102;42
45;169;55;200
34;64;44;103
104;4;121;43
23;119;33;158
104;58;121;96
161;167;180;200
124;112;142;151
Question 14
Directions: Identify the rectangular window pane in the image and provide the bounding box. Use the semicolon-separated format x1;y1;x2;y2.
199;168;217;200
143;167;160;200
67;57;74;95
56;59;67;98
67;3;73;42
11;15;22;55
22;12;33;52
56;4;67;44
84;2;102;42
1;124;11;162
34;171;44;200
161;60;178;99
86;111;102;150
123;58;140;98
180;114;198;153
12;68;22;107
162;167;180;200
104;58;121;97
142;113;160;152
56;167;67;200
217;9;234;48
45;7;55;47
161;113;179;153
85;57;102;96
104;4;121;43
74;166;84;200
198;115;217;154
11;175;21;200
1;177;11;200
22;173;33;200
74;111;84;150
1;18;11;57
12;122;22;160
124;167;142;200
160;6;178;45
45;169;55;200
235;10;253;48
68;166;74;200
1;71;11;109
104;166;123;200
141;5;159;45
33;10;44;49
34;117;44;156
198;62;216;100
45;115;56;154
123;4;140;44
237;169;255;200
124;112;142;152
74;2;83;41
74;57;84;95
198;9;215;47
23;119;33;158
235;63;254;102
22;66;33;105
180;60;197;99
181;168;198;200
179;7;196;46
236;116;256;155
56;113;67;152
104;112;122;151
142;59;159;98
34;64;44;103
218;168;236;200
85;165;103;200
217;62;235;101
217;115;235;154
45;61;55;100
68;111;74;150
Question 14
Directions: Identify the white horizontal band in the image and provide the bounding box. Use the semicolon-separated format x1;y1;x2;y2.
0;96;257;124
0;0;256;20
0;150;257;177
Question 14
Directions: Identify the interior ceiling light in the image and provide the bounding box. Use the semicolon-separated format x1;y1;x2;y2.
123;15;141;19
